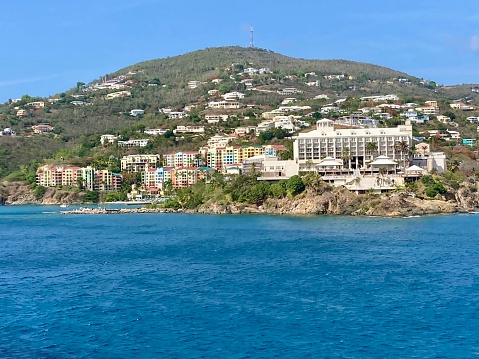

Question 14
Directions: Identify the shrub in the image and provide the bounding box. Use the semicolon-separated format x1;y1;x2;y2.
270;183;286;198
83;190;99;203
286;175;305;195
33;185;47;199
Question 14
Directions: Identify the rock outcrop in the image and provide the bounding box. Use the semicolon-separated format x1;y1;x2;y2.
193;185;479;217
0;182;84;205
2;180;478;217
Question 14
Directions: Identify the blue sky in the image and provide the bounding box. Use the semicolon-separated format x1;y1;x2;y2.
1;0;479;103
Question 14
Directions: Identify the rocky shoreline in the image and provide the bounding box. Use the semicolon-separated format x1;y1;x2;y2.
2;181;479;218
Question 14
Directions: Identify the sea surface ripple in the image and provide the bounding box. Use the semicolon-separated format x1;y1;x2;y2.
1;206;479;358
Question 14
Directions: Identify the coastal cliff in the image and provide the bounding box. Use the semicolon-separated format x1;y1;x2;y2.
0;182;84;205
191;185;479;217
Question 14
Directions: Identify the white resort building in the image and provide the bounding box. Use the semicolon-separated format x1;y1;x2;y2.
293;119;413;172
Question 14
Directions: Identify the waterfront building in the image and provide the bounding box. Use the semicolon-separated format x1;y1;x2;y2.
293;119;413;172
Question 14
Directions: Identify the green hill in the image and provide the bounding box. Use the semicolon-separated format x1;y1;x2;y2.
0;46;478;179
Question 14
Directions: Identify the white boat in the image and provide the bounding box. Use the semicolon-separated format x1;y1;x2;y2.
60;204;69;208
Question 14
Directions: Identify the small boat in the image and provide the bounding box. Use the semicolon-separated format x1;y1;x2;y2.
60;204;69;208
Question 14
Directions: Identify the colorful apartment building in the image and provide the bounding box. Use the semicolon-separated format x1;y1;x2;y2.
36;165;121;190
199;144;286;171
162;151;200;168
121;154;161;173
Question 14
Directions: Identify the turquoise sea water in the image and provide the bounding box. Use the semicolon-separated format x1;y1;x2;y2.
1;205;479;358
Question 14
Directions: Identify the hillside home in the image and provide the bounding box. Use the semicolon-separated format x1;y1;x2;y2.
100;134;118;145
324;74;345;80
277;88;302;95
173;125;205;134
243;67;258;74
208;100;240;109
188;81;202;89
256;121;275;134
436;115;451;123
258;67;272;74
335;114;378;128
105;91;131;100
31;124;54;134
223;92;244;100
207;134;233;148
321;105;340;114
416;106;439;115
16;109;27;117
26;101;45;109
412;149;447;173
144;128;168;136
117;139;149;148
450;102;474;111
462;139;476;147
446;130;461;141
205;114;228;123
241;79;254;88
1;128;15;136
130;109;145;116
184;105;197;112
281;98;297;105
235;126;256;136
378;103;401;110
168;111;188;119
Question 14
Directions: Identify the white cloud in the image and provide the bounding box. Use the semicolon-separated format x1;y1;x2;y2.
470;35;479;52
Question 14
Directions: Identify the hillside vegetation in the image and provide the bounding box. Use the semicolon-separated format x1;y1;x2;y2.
1;46;479;179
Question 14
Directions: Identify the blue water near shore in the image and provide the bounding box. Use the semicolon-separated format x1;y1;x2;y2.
1;205;479;358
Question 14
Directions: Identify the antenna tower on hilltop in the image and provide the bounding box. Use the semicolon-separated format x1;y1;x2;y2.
250;26;254;48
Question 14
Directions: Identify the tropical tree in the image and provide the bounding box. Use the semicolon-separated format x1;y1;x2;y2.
341;147;351;169
366;142;378;174
305;159;314;172
286;175;305;195
394;140;410;169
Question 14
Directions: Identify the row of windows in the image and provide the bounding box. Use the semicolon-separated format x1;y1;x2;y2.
300;136;408;144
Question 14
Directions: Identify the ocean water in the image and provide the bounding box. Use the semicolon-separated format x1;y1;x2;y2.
1;205;479;358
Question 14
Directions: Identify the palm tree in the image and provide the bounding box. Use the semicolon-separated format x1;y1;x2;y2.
341;147;351;169
305;159;314;172
394;140;410;170
194;153;203;166
366;142;378;174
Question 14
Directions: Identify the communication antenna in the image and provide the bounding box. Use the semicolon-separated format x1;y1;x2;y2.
250;26;254;48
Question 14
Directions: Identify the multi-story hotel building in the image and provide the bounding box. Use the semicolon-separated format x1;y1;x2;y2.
121;154;161;173
293;119;412;171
